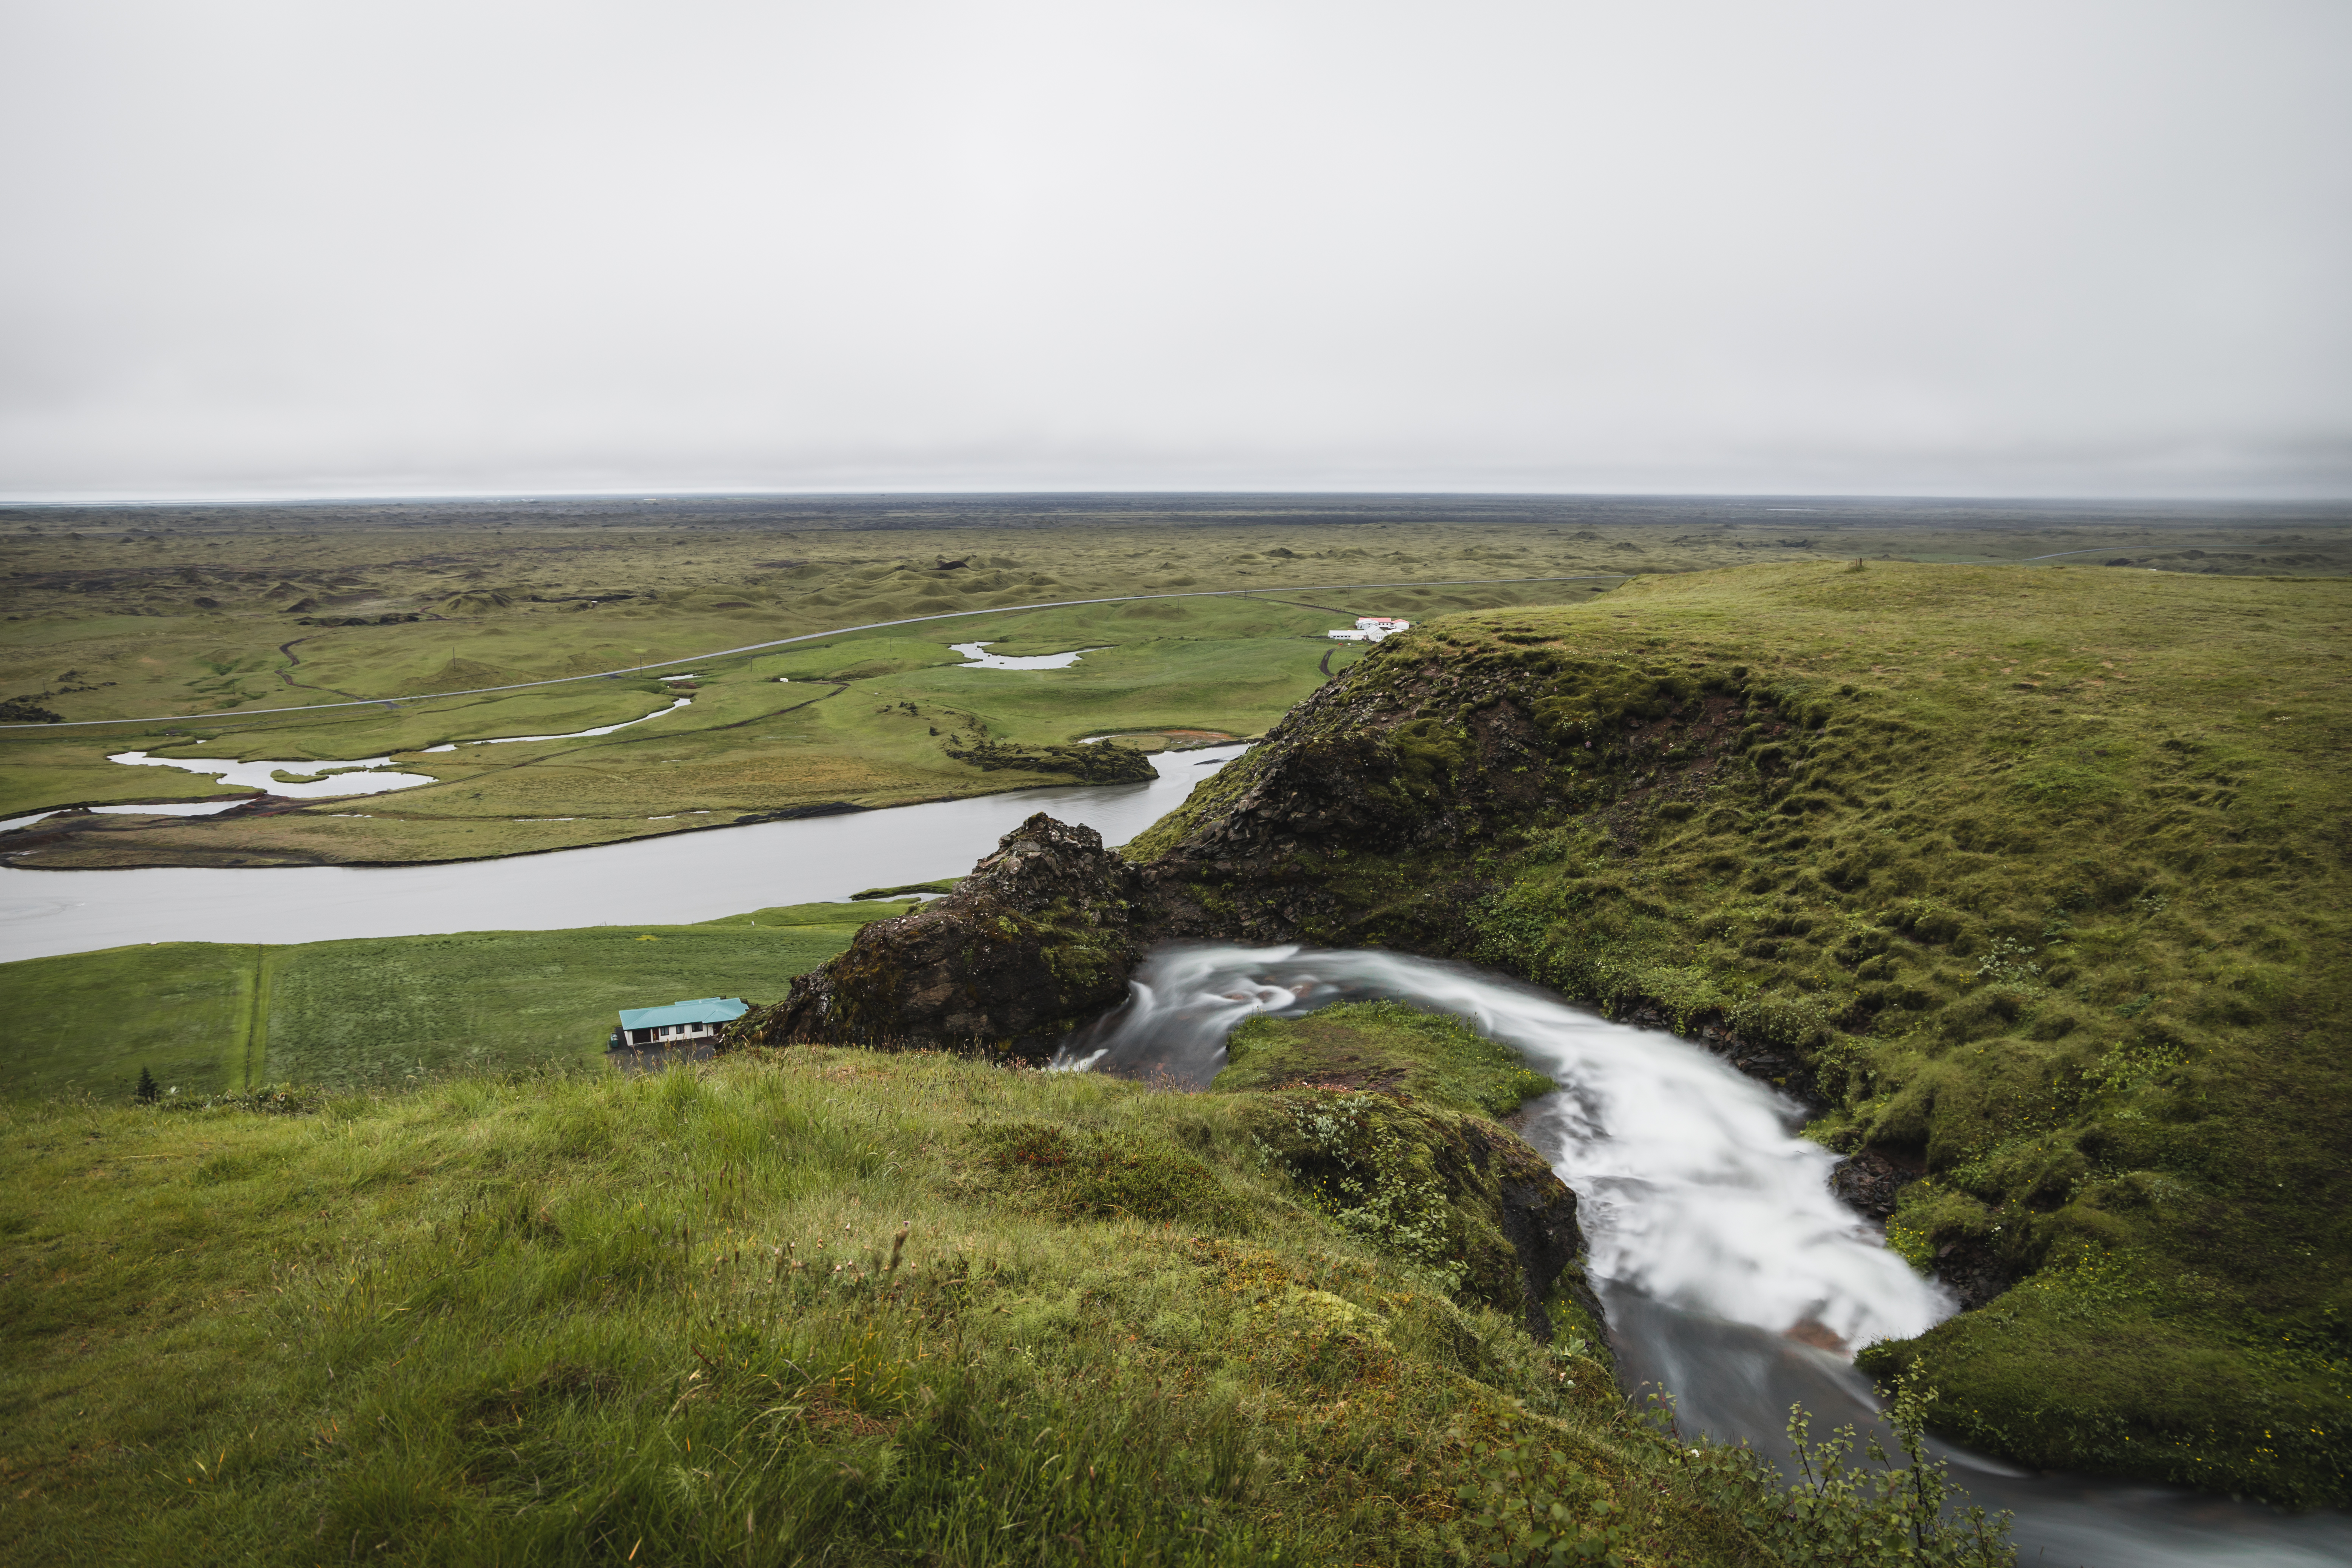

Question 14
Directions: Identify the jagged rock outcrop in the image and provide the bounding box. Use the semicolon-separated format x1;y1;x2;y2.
1828;1146;1921;1221
730;813;1154;1059
1496;1163;1597;1343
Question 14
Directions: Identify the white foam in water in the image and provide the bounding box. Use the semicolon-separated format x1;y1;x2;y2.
1057;944;1951;1349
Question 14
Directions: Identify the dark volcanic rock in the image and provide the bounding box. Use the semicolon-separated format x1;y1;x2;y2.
1929;1235;2022;1312
1496;1162;1599;1343
731;813;1152;1059
1828;1146;1922;1221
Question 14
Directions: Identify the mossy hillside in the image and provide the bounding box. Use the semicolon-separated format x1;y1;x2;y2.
0;1050;1793;1567
1135;561;2351;1503
0;903;914;1100
1217;1005;1591;1343
971;1120;1256;1232
1219;1000;1556;1117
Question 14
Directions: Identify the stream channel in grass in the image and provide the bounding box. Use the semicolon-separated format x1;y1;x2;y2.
1061;946;2352;1568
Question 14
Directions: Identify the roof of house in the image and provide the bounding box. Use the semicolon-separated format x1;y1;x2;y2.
617;996;750;1031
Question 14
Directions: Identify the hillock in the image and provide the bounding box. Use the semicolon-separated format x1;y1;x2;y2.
0;1016;2009;1563
1133;561;2350;1504
775;560;2350;1504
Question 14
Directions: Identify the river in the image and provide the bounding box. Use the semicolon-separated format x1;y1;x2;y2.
0;745;1245;963
1058;945;2352;1568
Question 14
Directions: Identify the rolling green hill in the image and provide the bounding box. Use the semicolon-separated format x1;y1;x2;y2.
0;1009;2006;1565
1121;559;2350;1503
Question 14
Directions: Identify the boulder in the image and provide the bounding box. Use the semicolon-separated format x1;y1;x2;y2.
1828;1146;1921;1220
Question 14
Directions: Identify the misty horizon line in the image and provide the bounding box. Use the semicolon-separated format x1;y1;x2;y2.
5;487;2350;513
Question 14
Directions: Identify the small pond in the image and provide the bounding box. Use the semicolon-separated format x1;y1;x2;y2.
947;641;1105;670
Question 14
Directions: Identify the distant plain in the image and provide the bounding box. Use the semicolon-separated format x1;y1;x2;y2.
3;493;2345;869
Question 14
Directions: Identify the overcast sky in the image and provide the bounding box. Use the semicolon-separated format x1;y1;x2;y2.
2;1;2346;502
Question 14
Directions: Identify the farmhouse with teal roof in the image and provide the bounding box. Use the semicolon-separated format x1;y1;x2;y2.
611;996;749;1050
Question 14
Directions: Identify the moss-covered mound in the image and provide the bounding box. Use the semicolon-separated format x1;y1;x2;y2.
1125;561;2350;1505
944;735;1159;783
1219;999;1557;1116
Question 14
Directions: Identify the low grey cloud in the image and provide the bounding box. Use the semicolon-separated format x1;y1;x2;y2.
2;0;2346;500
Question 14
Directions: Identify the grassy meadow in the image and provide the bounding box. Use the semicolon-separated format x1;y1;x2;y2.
1140;559;2350;1502
5;495;2345;867
0;903;915;1101
3;501;2346;1531
0;1012;2014;1566
0;594;1409;868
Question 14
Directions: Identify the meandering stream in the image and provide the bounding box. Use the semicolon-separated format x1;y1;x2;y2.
0;746;1246;962
1058;945;2352;1568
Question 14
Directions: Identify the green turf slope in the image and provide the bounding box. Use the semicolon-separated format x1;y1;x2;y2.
1134;559;2350;1503
0;1036;2011;1564
0;903;915;1099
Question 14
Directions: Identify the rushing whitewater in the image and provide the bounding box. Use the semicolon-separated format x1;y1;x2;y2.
1056;944;1952;1353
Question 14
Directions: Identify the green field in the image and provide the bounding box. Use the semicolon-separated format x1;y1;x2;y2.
0;902;915;1100
0;1006;2009;1565
5;496;2344;868
0;595;1403;867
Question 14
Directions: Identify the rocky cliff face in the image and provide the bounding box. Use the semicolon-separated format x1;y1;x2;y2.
729;813;1154;1059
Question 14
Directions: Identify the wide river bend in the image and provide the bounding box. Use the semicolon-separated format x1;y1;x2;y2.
0;746;1246;963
